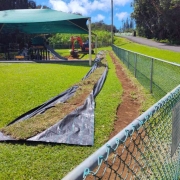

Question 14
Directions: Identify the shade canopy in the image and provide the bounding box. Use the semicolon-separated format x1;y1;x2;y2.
0;9;89;34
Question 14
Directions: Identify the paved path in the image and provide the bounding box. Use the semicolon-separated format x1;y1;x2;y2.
122;35;180;52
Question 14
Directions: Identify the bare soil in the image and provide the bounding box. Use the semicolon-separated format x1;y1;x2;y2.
66;51;142;135
108;51;142;139
87;52;144;180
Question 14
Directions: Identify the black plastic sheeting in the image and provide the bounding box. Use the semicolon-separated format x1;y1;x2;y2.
0;51;108;145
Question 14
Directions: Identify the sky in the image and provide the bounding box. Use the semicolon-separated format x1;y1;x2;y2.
34;0;133;29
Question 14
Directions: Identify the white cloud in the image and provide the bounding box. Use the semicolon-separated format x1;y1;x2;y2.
68;0;88;15
115;12;129;21
49;0;132;15
49;0;69;12
93;14;105;22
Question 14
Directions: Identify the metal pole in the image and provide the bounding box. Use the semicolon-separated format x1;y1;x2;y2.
134;53;137;78
111;0;113;44
127;51;129;69
95;35;97;55
88;18;92;66
150;58;154;93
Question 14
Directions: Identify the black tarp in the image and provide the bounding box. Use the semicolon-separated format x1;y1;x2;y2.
0;51;108;145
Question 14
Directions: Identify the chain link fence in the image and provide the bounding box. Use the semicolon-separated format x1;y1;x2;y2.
112;45;180;100
62;48;180;180
63;84;180;180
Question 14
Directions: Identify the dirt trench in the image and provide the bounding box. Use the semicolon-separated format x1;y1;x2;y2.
109;51;142;138
87;52;144;180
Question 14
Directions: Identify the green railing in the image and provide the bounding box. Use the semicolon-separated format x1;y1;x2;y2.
112;45;180;100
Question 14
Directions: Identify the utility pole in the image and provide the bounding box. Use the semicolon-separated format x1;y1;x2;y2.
111;0;113;44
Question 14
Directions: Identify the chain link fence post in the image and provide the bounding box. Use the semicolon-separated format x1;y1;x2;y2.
134;53;137;78
127;51;129;69
150;58;154;93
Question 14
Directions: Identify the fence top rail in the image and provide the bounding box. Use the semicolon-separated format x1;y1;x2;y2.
62;84;180;180
112;44;180;67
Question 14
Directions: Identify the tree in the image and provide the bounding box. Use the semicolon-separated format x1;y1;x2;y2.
91;21;117;32
125;18;129;29
129;19;134;29
120;18;134;33
131;0;180;43
0;0;27;10
0;0;36;10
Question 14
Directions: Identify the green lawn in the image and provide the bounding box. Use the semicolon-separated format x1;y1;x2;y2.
54;47;112;60
0;62;90;126
0;51;123;179
114;37;180;64
113;37;180;100
0;39;174;179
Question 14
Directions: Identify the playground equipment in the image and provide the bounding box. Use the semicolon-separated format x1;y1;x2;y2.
70;36;94;58
30;36;67;60
0;35;67;61
44;44;67;60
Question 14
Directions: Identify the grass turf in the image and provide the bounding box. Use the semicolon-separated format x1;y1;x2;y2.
0;43;160;179
0;50;123;179
0;39;173;178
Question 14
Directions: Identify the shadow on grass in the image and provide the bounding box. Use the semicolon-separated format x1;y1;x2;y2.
37;61;93;67
117;42;132;47
1;60;94;67
0;140;92;147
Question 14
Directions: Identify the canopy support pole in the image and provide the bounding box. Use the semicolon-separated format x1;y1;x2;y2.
95;35;97;55
88;18;92;66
